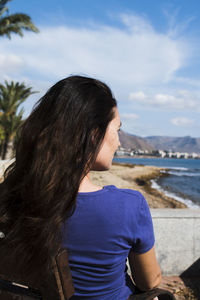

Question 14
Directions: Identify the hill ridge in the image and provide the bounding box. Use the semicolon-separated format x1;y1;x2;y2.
119;130;200;153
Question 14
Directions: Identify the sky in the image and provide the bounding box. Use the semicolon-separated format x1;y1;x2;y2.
0;0;200;137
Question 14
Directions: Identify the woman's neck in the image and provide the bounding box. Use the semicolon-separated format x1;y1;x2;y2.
78;173;103;193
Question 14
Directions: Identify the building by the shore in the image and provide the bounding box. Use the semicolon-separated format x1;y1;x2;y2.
115;147;200;159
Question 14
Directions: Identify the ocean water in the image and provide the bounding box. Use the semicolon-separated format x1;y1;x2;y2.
113;157;200;208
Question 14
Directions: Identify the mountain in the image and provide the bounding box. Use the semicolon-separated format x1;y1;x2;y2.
118;131;200;153
118;130;155;152
145;136;200;153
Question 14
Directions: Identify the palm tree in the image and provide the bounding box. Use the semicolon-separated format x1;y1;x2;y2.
0;81;36;159
0;0;39;39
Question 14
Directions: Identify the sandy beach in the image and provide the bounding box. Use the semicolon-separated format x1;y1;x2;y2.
0;160;186;208
90;163;187;208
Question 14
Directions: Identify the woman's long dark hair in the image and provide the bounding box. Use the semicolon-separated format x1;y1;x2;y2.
0;75;117;278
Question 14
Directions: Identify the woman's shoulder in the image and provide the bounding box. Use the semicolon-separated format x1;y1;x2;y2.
103;185;145;205
105;184;143;196
101;186;150;226
77;185;146;210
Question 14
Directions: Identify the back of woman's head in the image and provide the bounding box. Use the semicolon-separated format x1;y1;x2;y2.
18;76;117;179
0;75;117;278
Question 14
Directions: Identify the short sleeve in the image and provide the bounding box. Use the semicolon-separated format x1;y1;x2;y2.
132;193;155;254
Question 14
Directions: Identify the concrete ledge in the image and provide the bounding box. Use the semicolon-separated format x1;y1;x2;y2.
151;208;200;218
151;209;200;275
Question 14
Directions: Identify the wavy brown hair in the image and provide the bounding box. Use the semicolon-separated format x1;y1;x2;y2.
0;75;117;278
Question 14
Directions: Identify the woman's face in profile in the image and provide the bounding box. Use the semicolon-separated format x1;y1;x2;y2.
93;107;121;171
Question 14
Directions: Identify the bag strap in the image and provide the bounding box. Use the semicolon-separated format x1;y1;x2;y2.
53;249;75;300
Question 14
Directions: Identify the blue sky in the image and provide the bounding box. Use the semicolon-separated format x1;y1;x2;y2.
1;0;200;137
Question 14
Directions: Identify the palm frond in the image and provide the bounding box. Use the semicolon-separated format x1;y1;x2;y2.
0;0;11;14
0;5;8;18
0;80;37;158
0;1;39;38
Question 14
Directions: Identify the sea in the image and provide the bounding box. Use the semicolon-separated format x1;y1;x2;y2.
113;157;200;208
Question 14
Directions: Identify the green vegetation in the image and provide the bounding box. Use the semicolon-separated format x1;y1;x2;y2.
0;81;36;159
0;1;39;159
0;0;39;38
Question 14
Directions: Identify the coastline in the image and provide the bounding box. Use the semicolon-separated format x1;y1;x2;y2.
90;163;187;208
0;160;188;208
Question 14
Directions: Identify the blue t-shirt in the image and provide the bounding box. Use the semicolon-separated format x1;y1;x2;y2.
62;185;155;300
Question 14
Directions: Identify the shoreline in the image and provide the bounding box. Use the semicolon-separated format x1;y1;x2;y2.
151;177;200;209
0;160;191;208
90;163;187;208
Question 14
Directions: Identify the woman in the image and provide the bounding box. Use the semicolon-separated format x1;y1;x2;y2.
0;76;161;299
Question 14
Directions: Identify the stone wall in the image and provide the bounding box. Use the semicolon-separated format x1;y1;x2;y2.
151;209;200;275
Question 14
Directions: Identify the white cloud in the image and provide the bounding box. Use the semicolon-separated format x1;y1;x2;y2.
129;91;146;100
121;113;139;121
120;14;153;33
0;11;198;137
129;90;200;111
0;54;23;75
170;117;194;127
0;13;188;88
164;8;195;38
